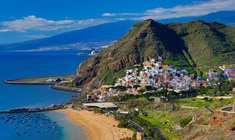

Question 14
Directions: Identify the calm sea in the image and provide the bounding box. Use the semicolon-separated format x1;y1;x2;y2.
0;51;90;140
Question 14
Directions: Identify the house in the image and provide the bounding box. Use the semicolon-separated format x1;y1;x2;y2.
224;68;235;80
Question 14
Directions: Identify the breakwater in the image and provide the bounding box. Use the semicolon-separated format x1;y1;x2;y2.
3;75;82;93
51;84;82;93
4;80;52;85
0;104;65;114
3;75;75;85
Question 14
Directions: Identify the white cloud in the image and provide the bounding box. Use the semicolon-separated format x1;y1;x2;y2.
0;15;110;32
102;0;235;20
102;12;141;18
1;0;235;34
26;34;50;39
102;13;117;17
0;29;12;32
141;0;235;20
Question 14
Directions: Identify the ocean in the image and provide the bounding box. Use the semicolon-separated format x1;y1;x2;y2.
0;51;90;140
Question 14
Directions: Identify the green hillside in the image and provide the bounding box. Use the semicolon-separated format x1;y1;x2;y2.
168;20;235;68
73;19;235;87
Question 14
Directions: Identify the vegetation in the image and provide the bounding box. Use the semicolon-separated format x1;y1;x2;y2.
71;19;235;139
173;97;234;109
95;70;116;85
182;50;195;67
73;19;235;87
179;115;193;127
110;85;235;139
140;115;180;139
115;113;160;139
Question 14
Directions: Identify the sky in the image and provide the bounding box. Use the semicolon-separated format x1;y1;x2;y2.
0;0;235;44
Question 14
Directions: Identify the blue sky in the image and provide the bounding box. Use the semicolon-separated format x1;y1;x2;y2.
0;0;235;44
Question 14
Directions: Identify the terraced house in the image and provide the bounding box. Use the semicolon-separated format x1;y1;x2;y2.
115;58;203;93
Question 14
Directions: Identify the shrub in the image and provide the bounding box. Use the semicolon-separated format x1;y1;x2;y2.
93;108;104;114
142;112;148;117
219;98;224;101
232;119;235;125
118;121;129;128
208;98;213;102
180;116;192;127
213;116;217;120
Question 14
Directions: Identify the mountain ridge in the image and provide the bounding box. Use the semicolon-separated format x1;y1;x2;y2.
73;19;235;87
1;11;235;51
196;11;235;25
0;20;136;51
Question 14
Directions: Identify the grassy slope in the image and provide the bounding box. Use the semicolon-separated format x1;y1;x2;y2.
124;97;234;139
74;20;235;86
168;20;235;68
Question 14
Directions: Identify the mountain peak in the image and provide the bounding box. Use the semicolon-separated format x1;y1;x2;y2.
73;20;235;88
73;20;190;87
144;19;155;24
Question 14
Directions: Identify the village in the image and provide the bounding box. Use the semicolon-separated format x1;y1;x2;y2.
3;57;235;140
85;57;235;103
79;58;235;140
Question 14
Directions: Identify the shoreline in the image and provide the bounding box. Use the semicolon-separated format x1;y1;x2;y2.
3;76;142;139
55;107;141;140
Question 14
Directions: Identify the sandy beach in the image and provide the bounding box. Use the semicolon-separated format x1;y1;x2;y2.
55;107;141;140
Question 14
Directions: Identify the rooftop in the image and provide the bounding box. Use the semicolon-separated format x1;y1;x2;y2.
83;102;118;109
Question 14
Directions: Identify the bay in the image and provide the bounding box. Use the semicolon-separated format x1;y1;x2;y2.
0;51;90;140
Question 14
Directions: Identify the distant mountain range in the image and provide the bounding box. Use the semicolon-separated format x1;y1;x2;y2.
73;19;235;87
159;11;235;26
196;11;235;25
0;11;235;51
0;20;136;51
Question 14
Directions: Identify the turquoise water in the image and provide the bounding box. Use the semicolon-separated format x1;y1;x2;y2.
47;112;87;140
0;51;90;140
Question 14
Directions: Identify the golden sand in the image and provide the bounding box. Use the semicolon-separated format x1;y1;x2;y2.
55;107;141;140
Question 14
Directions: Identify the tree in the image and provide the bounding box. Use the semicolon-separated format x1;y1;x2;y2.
145;86;152;91
228;80;235;91
157;89;168;96
114;85;127;91
230;91;235;95
179;90;187;98
168;90;178;99
206;89;216;96
198;86;211;95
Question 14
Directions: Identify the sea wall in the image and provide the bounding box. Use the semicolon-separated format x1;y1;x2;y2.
51;84;82;93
